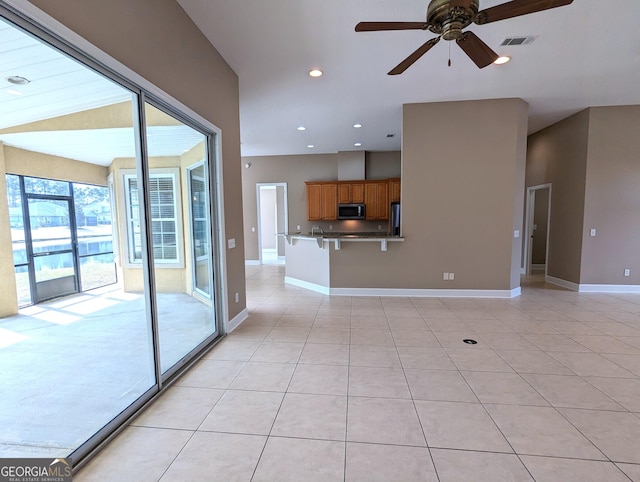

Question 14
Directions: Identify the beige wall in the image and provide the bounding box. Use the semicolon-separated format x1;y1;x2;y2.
580;106;640;285
330;98;528;291
0;144;19;317
366;151;401;180
4;146;109;186
29;0;245;317
526;110;590;284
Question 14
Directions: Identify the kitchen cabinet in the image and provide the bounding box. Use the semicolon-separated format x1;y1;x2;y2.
306;182;337;220
306;179;397;221
364;181;389;220
389;178;401;203
338;182;365;204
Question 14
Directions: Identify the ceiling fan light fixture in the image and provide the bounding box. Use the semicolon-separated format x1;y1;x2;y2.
308;69;323;78
494;55;511;65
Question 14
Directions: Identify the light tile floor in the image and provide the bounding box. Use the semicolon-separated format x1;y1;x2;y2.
76;266;640;481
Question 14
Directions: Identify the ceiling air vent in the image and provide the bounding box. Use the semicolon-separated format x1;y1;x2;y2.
500;36;537;46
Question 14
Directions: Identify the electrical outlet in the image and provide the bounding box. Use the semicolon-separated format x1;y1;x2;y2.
251;227;255;232
624;269;630;277
235;292;239;303
449;272;455;280
443;272;449;281
296;225;301;231
329;225;333;230
378;225;382;230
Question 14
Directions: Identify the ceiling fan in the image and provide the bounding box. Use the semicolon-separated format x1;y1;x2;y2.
355;0;574;74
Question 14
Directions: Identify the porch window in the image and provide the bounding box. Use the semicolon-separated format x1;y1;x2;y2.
124;169;182;265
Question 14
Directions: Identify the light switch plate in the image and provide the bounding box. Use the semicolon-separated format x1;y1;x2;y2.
514;230;520;238
590;228;596;237
227;238;236;249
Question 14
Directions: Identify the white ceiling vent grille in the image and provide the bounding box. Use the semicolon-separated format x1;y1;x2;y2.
501;36;537;46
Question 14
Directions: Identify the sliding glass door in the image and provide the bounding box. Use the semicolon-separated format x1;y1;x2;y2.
0;11;222;465
142;103;218;375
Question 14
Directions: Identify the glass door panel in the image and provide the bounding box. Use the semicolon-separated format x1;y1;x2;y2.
0;15;158;462
143;102;217;374
27;198;78;302
73;183;117;291
188;163;212;298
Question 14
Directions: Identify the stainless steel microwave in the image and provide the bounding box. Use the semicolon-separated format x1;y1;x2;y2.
338;203;366;220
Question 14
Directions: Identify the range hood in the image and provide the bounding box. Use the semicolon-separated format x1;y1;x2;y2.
337;151;365;180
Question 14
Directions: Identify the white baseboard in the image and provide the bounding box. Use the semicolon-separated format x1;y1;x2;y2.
578;284;640;294
545;275;579;291
285;276;520;298
545;275;640;293
245;260;260;266
330;287;520;298
226;308;249;333
284;277;330;295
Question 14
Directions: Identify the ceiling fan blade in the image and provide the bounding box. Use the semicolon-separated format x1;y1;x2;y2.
475;0;573;25
456;31;499;68
355;22;427;32
388;37;440;75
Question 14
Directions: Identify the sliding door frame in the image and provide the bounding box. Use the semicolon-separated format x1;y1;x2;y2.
0;0;228;469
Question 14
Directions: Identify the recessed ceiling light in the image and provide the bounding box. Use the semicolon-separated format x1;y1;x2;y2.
494;56;511;65
307;144;315;148
297;126;306;131
353;123;362;128
5;75;30;85
354;142;362;147
7;89;23;96
308;69;323;78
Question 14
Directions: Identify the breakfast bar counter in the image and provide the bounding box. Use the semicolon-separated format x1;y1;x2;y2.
281;232;404;294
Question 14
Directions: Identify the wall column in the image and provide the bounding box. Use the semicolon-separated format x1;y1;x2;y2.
0;143;19;317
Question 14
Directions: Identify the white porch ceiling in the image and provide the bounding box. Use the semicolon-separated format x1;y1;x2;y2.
0;17;203;165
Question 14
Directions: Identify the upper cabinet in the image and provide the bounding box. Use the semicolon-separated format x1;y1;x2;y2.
306;178;399;221
389;178;401;203
338;182;365;204
306;182;337;221
365;180;389;220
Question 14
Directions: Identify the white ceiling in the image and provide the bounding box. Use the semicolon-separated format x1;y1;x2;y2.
176;0;640;157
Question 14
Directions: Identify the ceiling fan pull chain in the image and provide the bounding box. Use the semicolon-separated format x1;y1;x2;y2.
448;41;452;67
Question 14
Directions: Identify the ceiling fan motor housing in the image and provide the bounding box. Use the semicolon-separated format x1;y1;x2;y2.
427;0;479;40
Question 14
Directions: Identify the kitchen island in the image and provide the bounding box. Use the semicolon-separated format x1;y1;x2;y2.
282;233;404;294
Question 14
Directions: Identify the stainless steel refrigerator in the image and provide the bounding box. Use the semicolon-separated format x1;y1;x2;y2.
390;202;401;237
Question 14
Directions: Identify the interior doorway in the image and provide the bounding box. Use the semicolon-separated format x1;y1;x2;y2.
524;184;552;275
257;183;288;264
